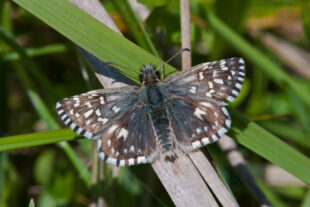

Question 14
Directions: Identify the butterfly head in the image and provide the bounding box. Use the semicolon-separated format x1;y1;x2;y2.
140;63;160;84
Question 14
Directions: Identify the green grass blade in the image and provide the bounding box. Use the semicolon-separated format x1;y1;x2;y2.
11;0;177;83
230;108;310;185
0;129;77;152
259;120;310;148
2;43;70;62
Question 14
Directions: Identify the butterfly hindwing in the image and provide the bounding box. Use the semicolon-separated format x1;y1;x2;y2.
96;103;158;166
166;97;231;151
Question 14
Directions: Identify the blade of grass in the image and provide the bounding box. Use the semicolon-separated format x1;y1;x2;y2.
12;0;310;185
258;120;310;148
12;0;177;83
229;108;310;185
0;129;77;152
206;11;310;108
2;43;71;62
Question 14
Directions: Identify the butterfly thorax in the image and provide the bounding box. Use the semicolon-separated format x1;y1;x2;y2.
140;64;160;85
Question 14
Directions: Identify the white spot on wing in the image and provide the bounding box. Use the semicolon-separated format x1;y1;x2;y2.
227;96;235;102
218;127;227;136
108;124;118;134
221;107;229;116
128;158;135;165
214;79;224;84
206;89;215;97
199;72;204;80
119;160;125;166
61;114;67;120
211;134;218;141
137;156;147;164
98;117;108;124
214;112;219;118
97;140;102;150
99;96;105;104
106;157;117;165
112;106;121;113
130;145;135;152
225;119;231;128
99;152;105;160
64;118;70;125
77;128;83;134
84;109;94;118
194;108;206;120
95;109;101;116
232;90;239;96
192;141;201;148
86;102;92;108
84;131;93;139
117;128;129;140
208;81;213;88
202;138;211;145
238;77;244;81
200;102;213;108
189;86;197;94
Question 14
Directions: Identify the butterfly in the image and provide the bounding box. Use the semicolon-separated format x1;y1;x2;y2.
56;49;245;167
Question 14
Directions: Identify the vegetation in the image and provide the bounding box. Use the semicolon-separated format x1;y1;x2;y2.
0;0;310;206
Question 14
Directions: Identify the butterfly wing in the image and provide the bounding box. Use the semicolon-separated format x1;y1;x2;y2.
164;57;245;103
56;87;157;166
164;57;245;150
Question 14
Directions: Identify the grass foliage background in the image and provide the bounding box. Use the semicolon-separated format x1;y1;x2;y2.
1;0;310;206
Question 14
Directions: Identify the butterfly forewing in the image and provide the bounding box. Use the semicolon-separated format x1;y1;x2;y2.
56;87;140;139
56;87;158;166
165;57;245;103
97;104;158;166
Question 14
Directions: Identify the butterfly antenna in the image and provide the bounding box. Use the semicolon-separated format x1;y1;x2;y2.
104;61;142;74
155;48;191;78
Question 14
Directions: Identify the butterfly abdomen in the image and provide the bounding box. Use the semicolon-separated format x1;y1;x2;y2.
145;83;176;161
